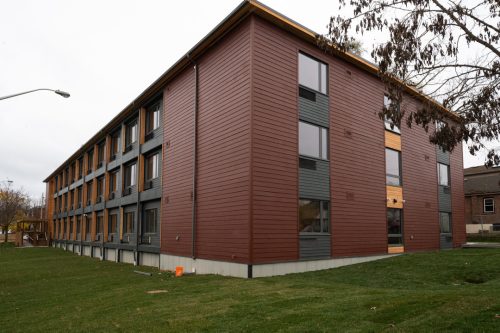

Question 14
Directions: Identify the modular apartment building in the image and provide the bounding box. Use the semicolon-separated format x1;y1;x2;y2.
44;0;466;277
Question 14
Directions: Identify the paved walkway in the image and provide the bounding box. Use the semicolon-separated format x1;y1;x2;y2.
463;242;500;249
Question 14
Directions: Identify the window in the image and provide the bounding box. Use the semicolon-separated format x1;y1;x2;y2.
85;217;91;237
387;208;403;245
96;177;104;202
299;199;329;233
86;181;93;205
437;163;449;186
384;95;401;133
125;119;138;148
97;141;105;167
110;131;120;159
108;214;118;234
78;158;83;179
484;198;495;213
69;218;74;235
299;121;328;160
64;168;69;186
76;216;81;238
63;193;67;211
55;178;58;191
386;148;402;186
76;187;82;208
123;212;134;234
124;163;137;191
143;208;158;234
63;219;67;238
439;212;452;233
87;149;94;173
109;170;118;196
70;163;76;182
146;153;160;182
146;102;161;134
96;215;103;234
70;190;74;210
298;53;327;94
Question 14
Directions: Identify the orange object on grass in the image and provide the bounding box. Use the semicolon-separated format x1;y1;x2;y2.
175;266;184;277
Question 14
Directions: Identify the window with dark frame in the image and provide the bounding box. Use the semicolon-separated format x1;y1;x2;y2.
77;186;82;208
387;208;403;245
123;211;134;234
76;216;81;239
110;130;120;160
146;102;161;136
145;152;160;187
96;215;103;234
109;170;118;198
124;163;137;194
437;163;450;187
386;148;402;186
298;53;328;95
108;213;118;234
439;212;452;233
86;181;93;205
143;208;157;234
97;141;105;167
299;199;330;233
87;149;94;174
299;121;328;160
484;198;495;213
384;95;401;134
96;177;104;202
70;190;74;210
85;217;91;238
125;119;138;150
78;158;83;179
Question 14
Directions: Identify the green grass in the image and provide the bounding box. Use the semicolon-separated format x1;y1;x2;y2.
2;247;500;332
467;234;500;243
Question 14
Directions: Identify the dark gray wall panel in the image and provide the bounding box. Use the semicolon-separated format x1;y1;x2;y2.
299;93;329;128
438;186;452;212
436;147;450;165
299;234;331;259
299;160;330;200
142;135;163;154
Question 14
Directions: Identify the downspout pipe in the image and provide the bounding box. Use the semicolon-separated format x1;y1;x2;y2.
187;54;199;260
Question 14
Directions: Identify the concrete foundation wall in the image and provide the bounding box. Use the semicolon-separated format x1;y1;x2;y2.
121;250;135;264
140;252;160;268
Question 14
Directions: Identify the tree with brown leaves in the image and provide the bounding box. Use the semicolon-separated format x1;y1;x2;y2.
325;0;500;165
0;184;30;243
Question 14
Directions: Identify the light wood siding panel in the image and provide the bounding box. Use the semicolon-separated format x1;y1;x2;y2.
386;186;403;209
251;17;299;262
401;101;440;251
299;160;330;200
450;143;466;246
385;131;401;151
299;94;329;127
195;19;251;262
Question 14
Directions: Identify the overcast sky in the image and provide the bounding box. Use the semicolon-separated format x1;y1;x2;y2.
0;0;489;199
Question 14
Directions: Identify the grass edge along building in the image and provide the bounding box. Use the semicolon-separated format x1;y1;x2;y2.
44;0;466;278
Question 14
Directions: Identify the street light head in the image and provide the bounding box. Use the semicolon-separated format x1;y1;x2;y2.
54;90;70;98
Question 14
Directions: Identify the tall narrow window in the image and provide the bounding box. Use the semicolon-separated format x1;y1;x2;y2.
299;199;330;233
86;181;93;205
386;148;402;186
78;158;83;179
384;95;401;133
109;170;118;198
87;149;94;174
96;215;103;234
484;198;494;213
143;208;157;234
110;131;120;159
85;217;91;240
437;163;449;186
123;212;134;234
298;53;328;94
146;102;161;135
146;153;160;183
76;216;81;240
299;121;328;160
77;186;82;208
387;208;403;245
96;177;104;202
108;214;118;234
125;119;138;149
124;163;137;192
97;141;105;167
439;212;452;233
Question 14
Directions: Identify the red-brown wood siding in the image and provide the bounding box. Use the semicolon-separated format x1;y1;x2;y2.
329;54;388;257
162;66;195;256
162;19;252;261
195;19;251;262
251;17;299;262
401;101;440;251
451;144;466;246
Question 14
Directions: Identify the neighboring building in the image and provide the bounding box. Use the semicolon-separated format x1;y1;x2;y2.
464;166;500;233
44;0;466;278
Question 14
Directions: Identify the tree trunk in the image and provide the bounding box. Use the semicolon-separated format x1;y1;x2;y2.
3;226;8;243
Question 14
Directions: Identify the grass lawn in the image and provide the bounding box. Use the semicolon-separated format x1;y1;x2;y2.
1;246;500;332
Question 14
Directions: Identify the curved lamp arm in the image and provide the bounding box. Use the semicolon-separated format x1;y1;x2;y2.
0;88;70;100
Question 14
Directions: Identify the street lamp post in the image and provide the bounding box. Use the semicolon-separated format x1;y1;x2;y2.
0;88;70;101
